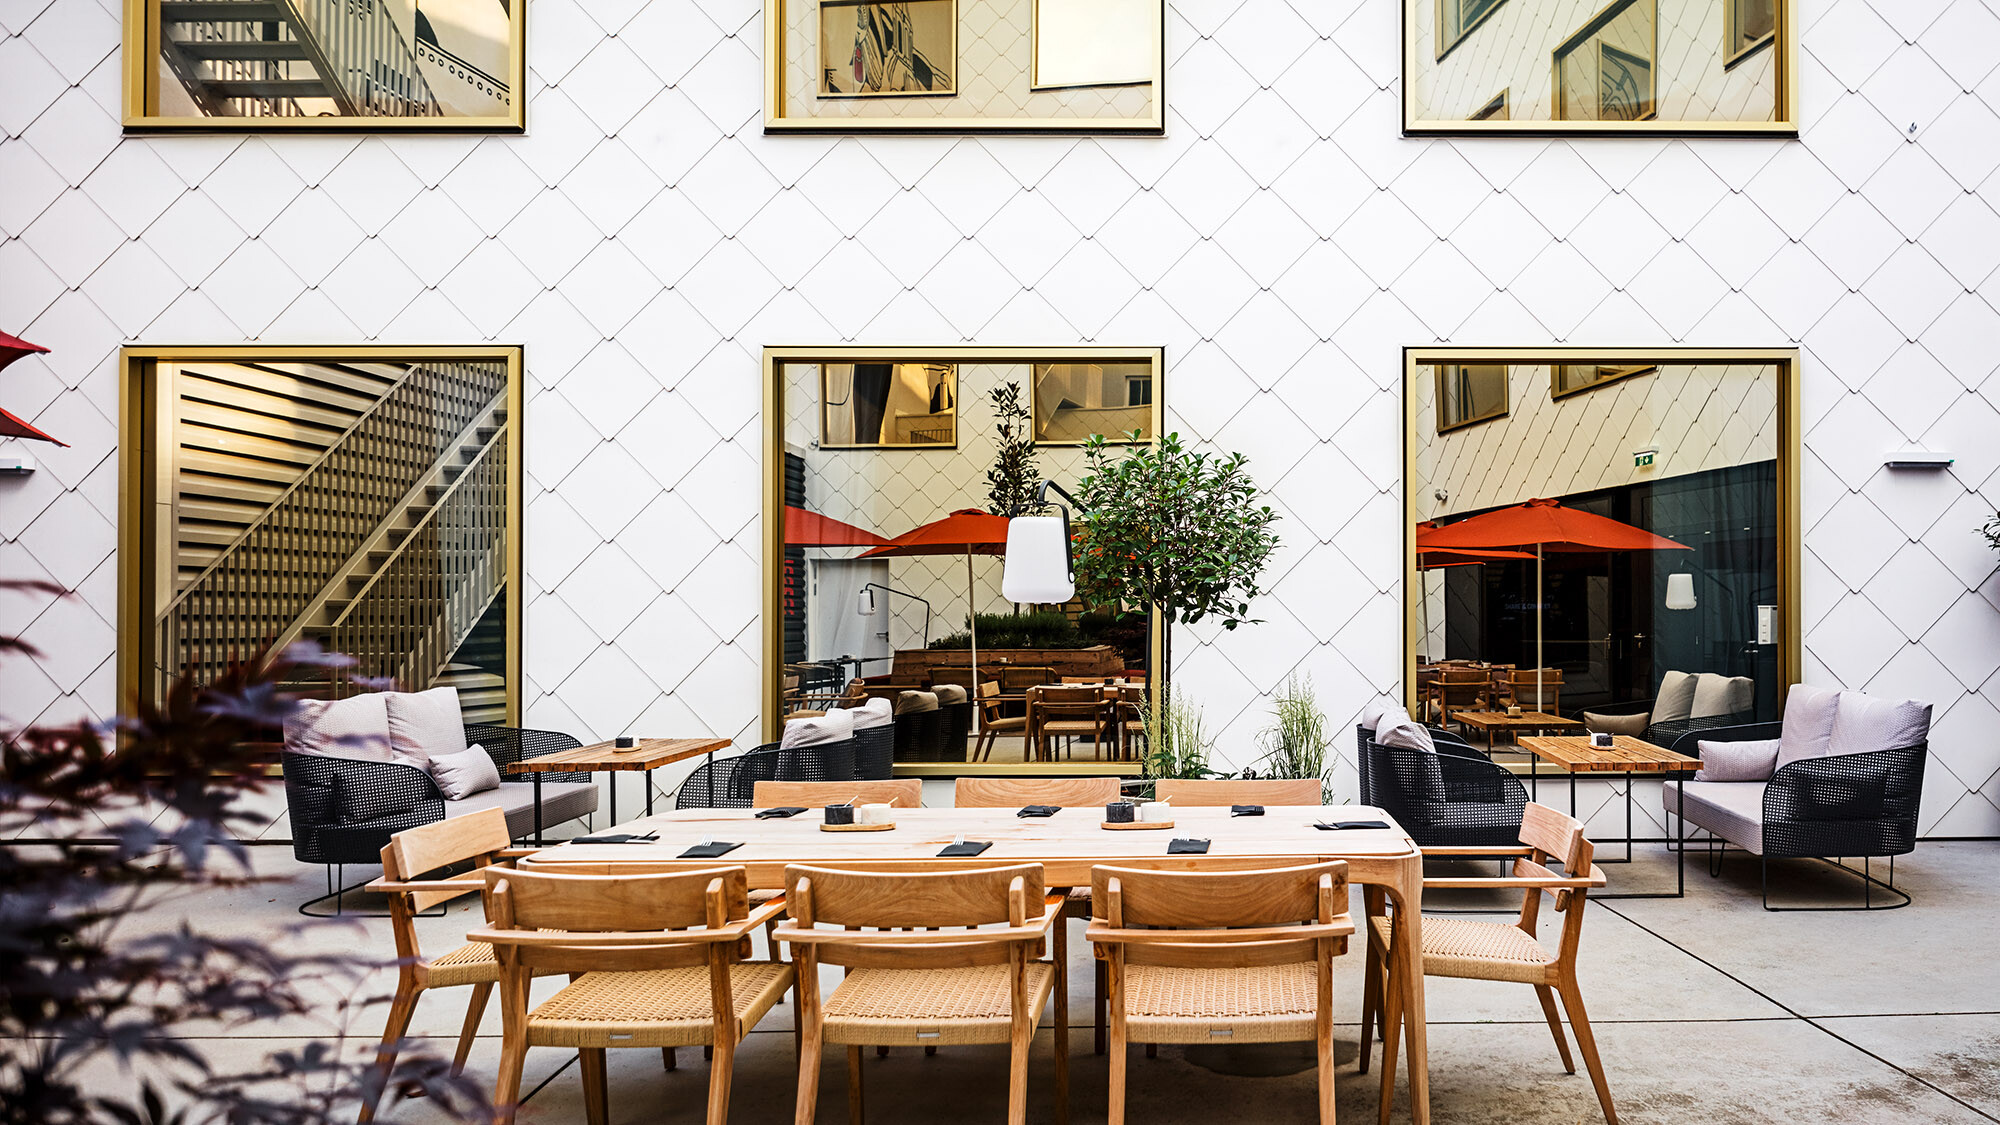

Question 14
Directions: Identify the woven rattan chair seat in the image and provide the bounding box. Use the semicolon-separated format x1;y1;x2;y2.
982;716;1028;730
420;941;501;988
527;962;795;1049
821;963;1055;1046
1040;721;1102;734
1372;915;1555;985
1122;963;1323;1044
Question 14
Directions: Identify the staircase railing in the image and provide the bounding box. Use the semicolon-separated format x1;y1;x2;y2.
290;0;441;116
155;359;506;699
327;427;508;696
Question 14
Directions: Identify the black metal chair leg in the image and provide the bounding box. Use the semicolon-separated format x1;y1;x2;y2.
1761;855;1912;912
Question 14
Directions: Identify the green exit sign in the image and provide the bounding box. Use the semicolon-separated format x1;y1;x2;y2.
1634;450;1655;468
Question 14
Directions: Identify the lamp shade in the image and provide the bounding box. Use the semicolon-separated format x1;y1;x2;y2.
1664;572;1697;611
1001;516;1074;604
855;587;877;616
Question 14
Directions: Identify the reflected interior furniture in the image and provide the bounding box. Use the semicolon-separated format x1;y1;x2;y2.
1453;710;1583;748
283;721;596;913
470;864;794;1125
1517;735;1698;899
524;804;1440;1124
358;809;542;1123
853;720;895;779
673;739;860;810
1116;685;1148;761
776;864;1067;1125
1660;687;1929;911
1357;724;1529;847
1578;670;1755;747
515;737;729;838
974;681;1031;762
1436;669;1492;731
999;665;1057;692
1504;669;1565;713
1153;778;1324;806
1030;684;1116;762
1088;861;1353;1125
751;779;924;808
1361;803;1613;1125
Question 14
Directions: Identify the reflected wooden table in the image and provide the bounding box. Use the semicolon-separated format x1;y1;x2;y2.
1453;710;1581;746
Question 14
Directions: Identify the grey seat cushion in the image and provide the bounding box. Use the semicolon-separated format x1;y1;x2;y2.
1691;674;1754;719
1827;692;1931;758
1663;779;1766;855
1582;710;1649;737
444;781;598;840
1652;671;1699;724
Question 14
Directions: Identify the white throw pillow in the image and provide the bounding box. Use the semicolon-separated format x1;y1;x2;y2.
1359;696;1396;731
284;693;393;762
1774;683;1841;769
782;709;856;749
385;686;468;765
1691;674;1754;719
1694;738;1780;782
428;744;501;800
850;697;894;729
1651;671;1698;724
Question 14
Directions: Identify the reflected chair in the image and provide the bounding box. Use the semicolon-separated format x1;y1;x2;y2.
1361;803;1612;1125
471;865;795;1125
777;864;1068;1125
974;680;1029;762
1506;669;1564;714
1153;778;1324;806
1032;685;1114;762
1436;670;1490;732
1088;862;1353;1125
1116;686;1148;761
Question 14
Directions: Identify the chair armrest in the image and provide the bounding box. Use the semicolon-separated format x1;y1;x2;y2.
1663;720;1782;757
1085;920;1354;945
1420;864;1607;891
1765;744;1927;836
1419;845;1535;857
468;724;587;782
364;876;487;896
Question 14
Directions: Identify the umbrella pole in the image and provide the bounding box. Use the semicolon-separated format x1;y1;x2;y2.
966;551;978;699
1536;544;1545;712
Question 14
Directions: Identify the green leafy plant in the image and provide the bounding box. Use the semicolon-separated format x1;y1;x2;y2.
929;611;1086;650
1256;674;1333;802
1138;692;1216;781
984;381;1048;518
1982;510;2000;553
1071;431;1281;689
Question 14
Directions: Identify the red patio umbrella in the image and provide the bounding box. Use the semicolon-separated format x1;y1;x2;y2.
0;330;48;375
860;509;1013;690
1418;498;1689;706
783;505;889;548
0;331;63;446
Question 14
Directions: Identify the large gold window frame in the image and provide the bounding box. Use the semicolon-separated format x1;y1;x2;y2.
1402;0;1796;136
762;345;1164;775
120;0;527;131
1402;346;1802;719
763;0;1166;134
116;345;526;723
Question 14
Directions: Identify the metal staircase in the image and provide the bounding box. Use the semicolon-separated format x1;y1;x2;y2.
159;0;440;117
154;359;510;719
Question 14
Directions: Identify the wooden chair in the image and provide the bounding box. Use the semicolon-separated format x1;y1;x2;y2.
777;864;1068;1125
751;779;923;808
974;680;1029;762
1116;686;1148;761
470;865;795;1125
1086;861;1354;1125
1031;685;1114;762
1153;778;1324;806
360;809;535;1122
953;777;1122;809
1506;669;1564;713
1437;669;1490;731
1361;803;1614;1125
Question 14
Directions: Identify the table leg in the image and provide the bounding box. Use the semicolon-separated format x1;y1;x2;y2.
646;766;656;817
532;772;544;846
1677;770;1687;897
609;769;617;826
1386;857;1430;1125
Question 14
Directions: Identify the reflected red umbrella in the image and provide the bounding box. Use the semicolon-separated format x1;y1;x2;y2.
0;330;48;375
784;505;889;548
860;509;1014;689
0;331;62;445
1414;521;1535;569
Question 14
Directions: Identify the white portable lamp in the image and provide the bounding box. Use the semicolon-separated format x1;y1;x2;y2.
1001;480;1079;605
1664;572;1697;611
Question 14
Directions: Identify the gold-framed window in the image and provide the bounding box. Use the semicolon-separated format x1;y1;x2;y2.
1435;364;1509;433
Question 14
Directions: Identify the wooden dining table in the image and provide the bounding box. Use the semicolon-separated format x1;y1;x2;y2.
520;803;1439;1123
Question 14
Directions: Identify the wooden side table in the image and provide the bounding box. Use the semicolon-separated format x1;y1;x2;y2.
1517;735;1700;899
514;737;731;842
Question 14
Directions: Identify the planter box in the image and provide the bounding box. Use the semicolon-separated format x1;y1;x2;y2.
893;645;1126;682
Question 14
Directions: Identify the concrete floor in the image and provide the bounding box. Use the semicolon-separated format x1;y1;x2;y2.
39;839;2000;1124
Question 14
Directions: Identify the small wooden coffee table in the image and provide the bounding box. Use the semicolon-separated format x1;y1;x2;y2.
1454;710;1582;746
1517;735;1700;898
515;737;731;841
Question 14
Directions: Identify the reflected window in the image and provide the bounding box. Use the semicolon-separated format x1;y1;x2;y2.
1727;0;1776;63
1470;90;1509;121
1436;364;1509;433
1033;362;1155;444
1555;1;1656;122
820;363;958;448
1552;364;1655;399
1440;0;1507;55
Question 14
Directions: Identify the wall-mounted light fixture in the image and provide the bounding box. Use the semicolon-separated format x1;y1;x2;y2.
1883;450;1953;469
856;583;932;647
0;451;36;475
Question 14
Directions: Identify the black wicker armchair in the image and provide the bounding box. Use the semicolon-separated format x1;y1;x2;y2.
673;736;862;809
1663;719;1926;910
1356;724;1529;847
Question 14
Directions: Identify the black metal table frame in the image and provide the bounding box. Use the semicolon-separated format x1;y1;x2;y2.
1527;759;1690;899
530;747;720;845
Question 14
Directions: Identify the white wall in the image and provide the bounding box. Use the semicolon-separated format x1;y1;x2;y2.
1;0;1997;838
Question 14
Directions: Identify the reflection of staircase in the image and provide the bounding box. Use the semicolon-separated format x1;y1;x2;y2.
160;0;440;117
154;359;510;714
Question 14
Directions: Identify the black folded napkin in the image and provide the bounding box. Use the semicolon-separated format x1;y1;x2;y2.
1167;838;1210;855
1017;805;1060;818
1230;805;1264;816
938;840;993;857
679;841;743;858
572;832;658;845
755;807;808;819
1315;819;1391;831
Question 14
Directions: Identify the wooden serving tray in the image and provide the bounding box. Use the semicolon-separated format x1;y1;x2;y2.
821;821;895;832
1101;820;1173;831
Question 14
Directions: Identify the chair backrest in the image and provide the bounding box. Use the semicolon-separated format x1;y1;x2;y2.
752;779;923;808
1034;684;1110;715
381;807;511;914
479;865;749;973
1153;778;1324;806
784;863;1048;969
1508;670;1562;710
1090;861;1349;967
954;777;1121;808
1519;802;1590;873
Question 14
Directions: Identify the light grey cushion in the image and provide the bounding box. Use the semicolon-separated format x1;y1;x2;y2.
1695;738;1779;782
782;708;855;749
895;690;939;715
385;686;467;765
1582;710;1650;737
933;684;968;705
1691;674;1754;719
1662;779;1767;855
1374;705;1436;753
849;697;894;729
1774;683;1841;769
1827;692;1931;758
445;781;598;840
1651;671;1698;724
284;693;393;762
428;743;501;800
1360;696;1397;731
